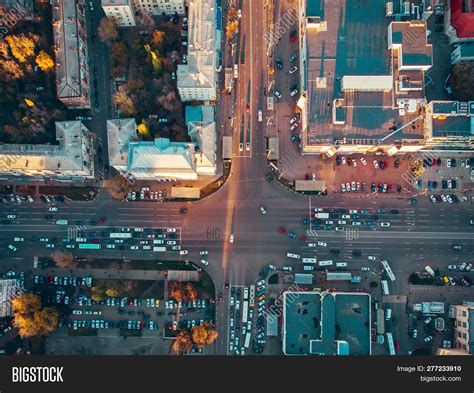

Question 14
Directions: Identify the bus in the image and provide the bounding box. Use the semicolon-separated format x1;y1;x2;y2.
249;285;255;307
386;332;396;355
318;260;333;267
244;332;251;348
381;280;390;295
79;243;101;250
242;301;249;323
381;260;396;281
110;233;132;239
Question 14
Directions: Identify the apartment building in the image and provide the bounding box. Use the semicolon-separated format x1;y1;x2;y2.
101;0;136;26
451;302;474;354
52;0;90;108
132;0;185;15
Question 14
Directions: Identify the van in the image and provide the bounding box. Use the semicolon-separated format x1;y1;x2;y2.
282;266;292;272
13;237;24;242
233;64;238;79
318;260;333;267
153;239;164;244
336;262;347;268
385;308;392;321
424;265;435;277
286;253;300;259
142;246;152;250
75;238;87;242
302;257;316;263
258;110;263;122
303;265;314;271
56;219;68;225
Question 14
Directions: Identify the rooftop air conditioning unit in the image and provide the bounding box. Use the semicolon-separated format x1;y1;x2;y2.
386;2;393;16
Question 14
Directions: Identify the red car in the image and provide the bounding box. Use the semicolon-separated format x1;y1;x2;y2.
395;341;401;351
97;216;106;224
278;227;286;234
218;293;223;303
289;30;297;43
91;238;101;243
299;235;308;241
384;160;389;168
246;103;250;113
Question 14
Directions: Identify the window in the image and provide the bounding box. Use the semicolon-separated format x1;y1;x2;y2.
462;311;467;317
458;332;462;337
463;344;467;350
462;333;466;339
463;322;467;328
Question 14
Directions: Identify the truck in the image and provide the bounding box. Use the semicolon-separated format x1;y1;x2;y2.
314;213;329;219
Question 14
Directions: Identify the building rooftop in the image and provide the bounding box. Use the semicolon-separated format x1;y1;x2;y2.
450;0;474;39
177;0;217;97
106;118;137;170
188;121;216;175
128;138;198;180
101;0;131;5
283;291;371;355
52;0;90;107
0;121;93;176
185;105;215;124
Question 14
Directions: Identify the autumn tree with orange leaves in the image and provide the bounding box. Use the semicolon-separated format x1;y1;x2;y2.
191;323;219;348
12;294;59;337
171;330;193;354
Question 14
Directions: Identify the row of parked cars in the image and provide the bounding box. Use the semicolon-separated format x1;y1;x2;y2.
0;194;35;204
34;275;92;287
428;194;459;203
336;156;399;169
164;299;209;310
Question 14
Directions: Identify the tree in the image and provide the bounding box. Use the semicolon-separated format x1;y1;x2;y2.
113;91;137;116
156;90;180;112
226;20;239;40
35;50;54;72
105;288;119;297
450;62;474;101
104;174;133;200
5;33;37;63
136;10;156;34
51;251;77;268
0;59;24;80
137;121;150;137
410;160;425;177
191;323;218;348
12;294;59;337
151;30;165;51
98;17;118;45
172;331;193;354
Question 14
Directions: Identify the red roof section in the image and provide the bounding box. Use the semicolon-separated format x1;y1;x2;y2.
451;0;474;38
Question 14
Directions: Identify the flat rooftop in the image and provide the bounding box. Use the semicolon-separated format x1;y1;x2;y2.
304;0;426;144
283;291;371;355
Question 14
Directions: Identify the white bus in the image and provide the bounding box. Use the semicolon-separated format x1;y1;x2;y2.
242;301;249;323
381;280;390;295
318;260;333;267
110;233;132;239
244;332;251;348
381;260;396;281
386;332;395;355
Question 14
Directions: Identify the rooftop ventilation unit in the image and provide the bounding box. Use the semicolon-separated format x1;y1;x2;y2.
386;2;393;16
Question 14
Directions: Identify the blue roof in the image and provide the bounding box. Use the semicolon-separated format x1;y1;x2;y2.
216;6;222;30
185;106;203;125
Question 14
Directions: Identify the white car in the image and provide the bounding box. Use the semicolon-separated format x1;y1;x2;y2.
361;267;370;271
45;244;55;248
368;256;376;261
349;210;358;214
351;181;356;191
130;245;139;250
246;142;250;152
342;215;351;219
341;183;346;192
341;157;346;165
167;228;177;233
373;160;379;169
337;220;346;225
48;207;58;212
380;222;390;227
199;250;208;255
8;245;17;252
200;259;209;265
259;206;267;215
441;194;447;202
446;195;453;203
229;234;234;243
239;143;243;152
360;158;367;165
13;237;24;242
106;244;115;249
72;310;82;315
179;250;188;255
166;240;177;245
345;183;350;192
352;160;357;167
289;66;298;74
317;242;327;247
308;243;316;247
7;214;16;219
27;196;34;203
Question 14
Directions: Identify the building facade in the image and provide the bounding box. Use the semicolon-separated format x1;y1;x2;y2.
52;0;91;108
101;0;136;26
452;302;474;354
132;0;185;16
